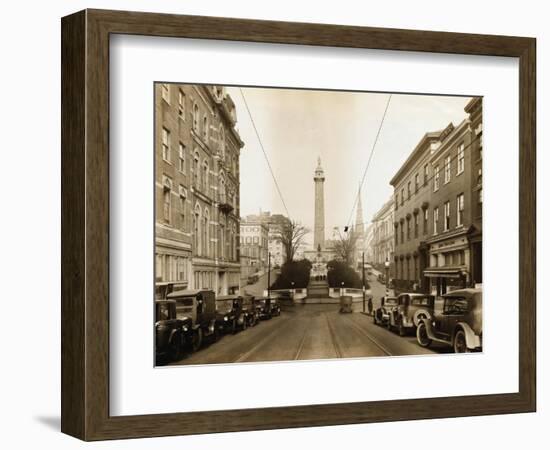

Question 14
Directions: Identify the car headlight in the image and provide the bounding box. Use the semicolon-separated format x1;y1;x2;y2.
224;316;228;321
182;326;189;332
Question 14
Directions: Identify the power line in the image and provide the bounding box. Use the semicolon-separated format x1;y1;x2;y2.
345;94;393;231
239;88;292;220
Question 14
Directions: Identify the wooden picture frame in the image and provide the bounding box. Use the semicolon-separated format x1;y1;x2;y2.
61;9;536;441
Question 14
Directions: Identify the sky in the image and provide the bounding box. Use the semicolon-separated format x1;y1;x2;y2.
228;86;472;246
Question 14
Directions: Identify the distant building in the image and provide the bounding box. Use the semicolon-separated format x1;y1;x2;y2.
370;197;395;271
155;84;244;299
390;98;482;295
240;211;291;268
240;219;269;272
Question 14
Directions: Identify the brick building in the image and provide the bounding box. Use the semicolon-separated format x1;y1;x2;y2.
370;197;395;272
390;98;482;295
155;84;244;298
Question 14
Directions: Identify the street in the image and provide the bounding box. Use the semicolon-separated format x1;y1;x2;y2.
170;277;448;366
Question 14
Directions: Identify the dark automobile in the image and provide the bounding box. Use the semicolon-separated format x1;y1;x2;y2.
155;299;192;363
216;295;246;333
416;288;482;353
391;293;435;336
339;295;353;313
166;289;218;351
254;297;275;320
373;296;399;328
270;298;281;316
242;295;259;327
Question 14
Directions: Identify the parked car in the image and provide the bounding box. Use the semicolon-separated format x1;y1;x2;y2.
270;298;281;316
255;297;274;320
155;299;192;363
416;288;482;353
373;296;399;327
166;289;218;351
216;295;246;333
377;273;386;285
391;293;435;336
339;295;353;313
242;295;259;327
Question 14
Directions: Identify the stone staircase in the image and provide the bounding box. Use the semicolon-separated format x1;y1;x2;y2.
307;279;330;298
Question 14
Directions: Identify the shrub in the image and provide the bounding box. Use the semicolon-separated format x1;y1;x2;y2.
326;259;369;289
270;259;312;289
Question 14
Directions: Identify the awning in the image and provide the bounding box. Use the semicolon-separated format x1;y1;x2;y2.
423;267;466;278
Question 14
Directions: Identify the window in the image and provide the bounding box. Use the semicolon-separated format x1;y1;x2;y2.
193;104;199;131
178;143;185;172
401;189;404;205
414;213;419;238
457;143;465;174
178;89;185;118
163;185;171;224
423;209;428;235
179;188;186;231
219;126;225;157
395;194;399;210
394;224;398;245
424;164;429;186
433;207;439;235
202;162;209;194
177;257;187;281
161;127;170;162
156;254;163;280
434;166;440;191
457;193;465;226
400;222;404;244
415;173;419;193
444;201;451;231
444;297;469;315
203;115;208;140
193;152;199;188
407;181;411;199
444;156;451;183
161;83;170;103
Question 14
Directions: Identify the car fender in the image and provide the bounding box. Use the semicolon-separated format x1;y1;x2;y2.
168;328;180;344
413;308;432;327
455;322;482;350
419;318;437;341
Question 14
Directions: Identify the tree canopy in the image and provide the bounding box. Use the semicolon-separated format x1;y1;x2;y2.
326;259;368;289
270;259;312;290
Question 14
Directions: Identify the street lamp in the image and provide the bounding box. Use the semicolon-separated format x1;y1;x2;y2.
340;281;345;297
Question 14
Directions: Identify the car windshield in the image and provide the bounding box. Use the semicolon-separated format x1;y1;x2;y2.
385;298;398;306
257;300;267;307
157;303;171;321
444;297;469;314
216;300;233;313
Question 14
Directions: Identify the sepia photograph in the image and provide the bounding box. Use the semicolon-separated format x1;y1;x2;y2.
154;83;483;366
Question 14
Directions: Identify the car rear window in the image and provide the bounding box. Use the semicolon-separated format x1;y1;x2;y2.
444;297;469;314
411;296;433;306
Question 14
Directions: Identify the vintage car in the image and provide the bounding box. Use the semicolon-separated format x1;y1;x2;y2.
216;295;246;333
241;295;259;327
390;293;435;336
270;298;281;316
373;296;399;327
155;299;192;363
166;289;218;351
416;288;482;353
339;295;353;313
254;297;274;320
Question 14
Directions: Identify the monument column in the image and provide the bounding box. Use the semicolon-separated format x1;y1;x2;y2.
313;157;325;251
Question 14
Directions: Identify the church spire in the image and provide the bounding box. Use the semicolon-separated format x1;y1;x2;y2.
355;186;364;235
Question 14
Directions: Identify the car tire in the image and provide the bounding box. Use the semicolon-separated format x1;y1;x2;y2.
416;322;432;348
453;329;470;353
242;316;248;331
169;333;183;361
192;328;203;353
386;318;392;332
231;319;237;334
373;314;378;325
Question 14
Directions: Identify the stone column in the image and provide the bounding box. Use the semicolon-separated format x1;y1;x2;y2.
313;157;325;251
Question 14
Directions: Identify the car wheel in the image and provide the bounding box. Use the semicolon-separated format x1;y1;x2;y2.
192;328;203;353
386;318;392;331
416;322;432;348
373;314;378;325
453;329;470;353
242;316;248;331
169;333;183;361
231;319;237;334
211;325;220;343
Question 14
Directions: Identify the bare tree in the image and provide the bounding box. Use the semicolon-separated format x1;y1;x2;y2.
274;220;310;264
332;229;359;267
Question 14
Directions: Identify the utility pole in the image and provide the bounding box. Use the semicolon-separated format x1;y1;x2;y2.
362;252;366;313
267;252;271;298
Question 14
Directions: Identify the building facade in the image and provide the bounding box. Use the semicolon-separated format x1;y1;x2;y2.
239;218;269;272
155;83;244;299
390;98;482;295
370;197;395;272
